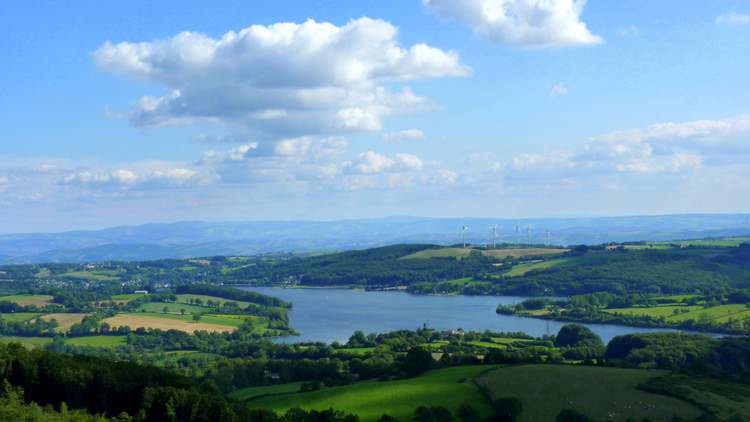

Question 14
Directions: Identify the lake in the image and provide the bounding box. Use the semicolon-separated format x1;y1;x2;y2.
242;287;686;344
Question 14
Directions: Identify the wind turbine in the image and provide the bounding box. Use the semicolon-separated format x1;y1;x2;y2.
461;224;469;249
489;224;498;249
526;226;531;246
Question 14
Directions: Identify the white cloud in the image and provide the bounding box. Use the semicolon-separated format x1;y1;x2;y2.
383;128;425;141
61;163;206;189
353;151;396;174
549;82;568;96
594;115;750;144
423;0;602;48
500;115;750;186
716;12;750;25
351;151;425;174
93;18;468;138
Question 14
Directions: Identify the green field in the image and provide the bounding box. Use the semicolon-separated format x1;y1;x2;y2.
0;336;52;349
476;365;702;422
231;382;304;402
641;374;750;420
606;303;750;323
136;301;208;315
60;270;122;281
503;258;570;277
248;366;495;421
65;335;125;348
111;293;148;301
651;237;750;248
335;347;376;356
175;294;253;309
0;312;43;323
401;247;567;260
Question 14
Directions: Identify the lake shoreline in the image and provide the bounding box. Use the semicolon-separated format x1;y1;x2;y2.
239;286;721;344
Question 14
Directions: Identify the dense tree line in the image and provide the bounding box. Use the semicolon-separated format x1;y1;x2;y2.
227;245;497;287
175;284;291;308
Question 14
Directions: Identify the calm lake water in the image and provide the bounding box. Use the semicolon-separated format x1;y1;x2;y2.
242;287;684;344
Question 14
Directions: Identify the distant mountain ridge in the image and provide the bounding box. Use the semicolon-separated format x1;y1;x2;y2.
1;214;749;264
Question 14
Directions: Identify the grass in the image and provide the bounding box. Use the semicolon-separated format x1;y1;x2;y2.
400;247;567;260
248;366;494;421
231;382;305;402
40;313;89;332
136;301;208;315
111;293;148;301
476;365;702;422
641;374;750;420
336;347;376;356
65;335;125;348
605;304;750;323
652;237;750;248
0;312;43;323
34;268;51;278
175;294;253;309
103;312;247;334
59;270;122;281
0;336;52;349
0;294;54;307
503;258;570;277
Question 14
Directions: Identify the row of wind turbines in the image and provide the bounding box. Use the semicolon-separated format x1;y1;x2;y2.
460;224;551;249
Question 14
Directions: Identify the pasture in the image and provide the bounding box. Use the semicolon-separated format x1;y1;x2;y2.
606;303;750;324
60;269;122;281
41;313;89;331
0;336;52;349
111;293;148;301
0;312;43;323
503;258;570;277
103;313;237;334
248;366;494;421
476;365;702;422
0;294;54;307
175;294;253;309
654;237;750;248
66;335;125;348
401;247;568;260
136;301;207;315
231;382;304;402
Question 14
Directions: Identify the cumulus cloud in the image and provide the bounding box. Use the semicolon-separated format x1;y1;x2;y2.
383;128;425;141
716;12;750;25
61;162;207;189
501;115;750;186
423;0;602;48
93;18;468;138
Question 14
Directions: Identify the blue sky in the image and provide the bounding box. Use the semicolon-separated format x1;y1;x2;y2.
2;0;750;233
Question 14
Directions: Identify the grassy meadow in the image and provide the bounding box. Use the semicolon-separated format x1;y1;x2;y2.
0;312;43;323
503;258;570;277
606;303;750;324
476;365;702;422
248;366;494;421
65;335;126;347
401;247;567;260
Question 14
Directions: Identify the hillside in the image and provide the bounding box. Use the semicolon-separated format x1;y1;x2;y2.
3;214;750;263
